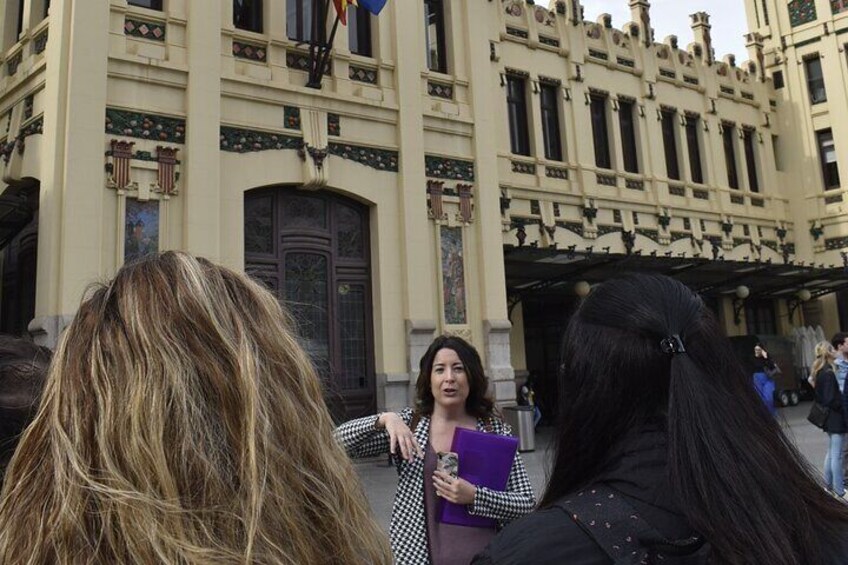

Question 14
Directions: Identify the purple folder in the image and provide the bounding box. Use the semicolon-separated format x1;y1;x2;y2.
438;427;519;528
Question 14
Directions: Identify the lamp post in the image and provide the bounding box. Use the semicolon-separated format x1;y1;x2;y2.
732;285;750;326
788;288;812;324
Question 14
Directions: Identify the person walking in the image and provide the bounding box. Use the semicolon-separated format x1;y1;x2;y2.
475;274;848;565
335;335;535;565
752;343;778;416
812;341;847;499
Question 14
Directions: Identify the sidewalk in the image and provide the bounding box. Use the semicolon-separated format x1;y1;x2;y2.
354;404;826;531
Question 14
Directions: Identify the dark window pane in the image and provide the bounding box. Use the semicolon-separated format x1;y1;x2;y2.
128;0;163;9
743;129;759;192
772;70;784;89
661;110;680;180
285;253;331;377
234;0;262;33
282;194;327;229
424;0;447;73
723;125;739;189
818;129;841;189
245;195;274;255
348;6;372;57
686;116;703;184
506;76;531;156
590;96;611;169
336;204;364;258
745;300;776;335
540;84;562;161
16;0;24;36
618;101;638;173
804;57;827;104
337;283;368;389
287;0;321;42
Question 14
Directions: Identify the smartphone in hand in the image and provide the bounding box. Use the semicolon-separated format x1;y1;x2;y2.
436;451;459;478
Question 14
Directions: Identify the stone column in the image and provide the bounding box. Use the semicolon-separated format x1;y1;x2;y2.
29;0;110;346
690;12;714;66
183;0;222;260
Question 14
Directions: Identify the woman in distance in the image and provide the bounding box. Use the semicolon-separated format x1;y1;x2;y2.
0;252;391;564
811;341;847;499
476;274;848;565
335;334;535;565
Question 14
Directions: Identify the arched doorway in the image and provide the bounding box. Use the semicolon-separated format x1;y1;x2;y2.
244;187;375;422
0;182;39;336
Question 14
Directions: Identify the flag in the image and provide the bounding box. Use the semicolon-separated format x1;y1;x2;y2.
333;0;349;25
357;0;387;15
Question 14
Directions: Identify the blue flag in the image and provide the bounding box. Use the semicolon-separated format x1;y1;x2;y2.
357;0;387;15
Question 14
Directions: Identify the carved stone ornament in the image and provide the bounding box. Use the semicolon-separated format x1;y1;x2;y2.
108;139;136;190
155;146;179;196
428;180;447;222
457;184;474;224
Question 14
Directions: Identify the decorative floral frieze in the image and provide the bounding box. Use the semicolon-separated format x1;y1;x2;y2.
512;161;536;175
349;65;378;84
0;117;44;164
233;40;267;62
428;81;454;100
670;231;690;243
425;155;475;181
596;173;617;187
124;18;166;41
19;117;43;139
328;113;340;136
106;109;186;143
33;30;48;55
789;0;817;26
558;221;584;237
6;52;22;76
0;139;15;164
636;228;659;243
329;143;399;172
762;240;778;252
220;127;302;153
825;236;848;251
23;96;33;121
597;225;620;237
730;194;744;205
284;106;301;130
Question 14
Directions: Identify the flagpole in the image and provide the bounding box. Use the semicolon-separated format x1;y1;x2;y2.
307;0;341;89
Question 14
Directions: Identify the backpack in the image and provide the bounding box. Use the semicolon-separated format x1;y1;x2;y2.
556;485;711;565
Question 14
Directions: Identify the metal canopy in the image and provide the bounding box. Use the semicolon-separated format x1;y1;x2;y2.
504;245;848;300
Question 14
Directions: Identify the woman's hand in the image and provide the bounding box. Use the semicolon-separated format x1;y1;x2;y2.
378;412;423;461
433;470;476;505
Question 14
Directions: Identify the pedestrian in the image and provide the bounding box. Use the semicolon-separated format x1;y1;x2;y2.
812;341;847;499
0;252;391;564
518;372;542;428
0;335;50;483
832;332;848;489
335;334;535;565
475;274;848;565
752;343;778;416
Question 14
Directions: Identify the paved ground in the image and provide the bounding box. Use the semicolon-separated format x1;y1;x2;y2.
354;403;828;531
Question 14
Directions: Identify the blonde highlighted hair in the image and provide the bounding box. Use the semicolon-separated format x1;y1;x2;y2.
810;340;836;386
0;252;390;564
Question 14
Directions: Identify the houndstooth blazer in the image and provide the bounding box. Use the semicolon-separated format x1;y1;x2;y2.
335;407;536;565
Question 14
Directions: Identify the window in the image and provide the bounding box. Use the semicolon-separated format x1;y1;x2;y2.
723;124;739;189
817;129;841;189
540;83;562;161
424;0;447;73
772;135;783;171
234;0;262;33
743;128;759;192
685;115;704;184
618;100;639;173
44;0;50;18
661;109;680;180
348;5;372;57
745;300;776;335
287;0;320;43
506;75;530;156
16;0;24;37
761;0;770;25
590;95;611;169
128;0;163;9
804;56;826;104
772;70;784;89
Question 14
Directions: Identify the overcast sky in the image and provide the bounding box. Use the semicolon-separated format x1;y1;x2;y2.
587;0;751;62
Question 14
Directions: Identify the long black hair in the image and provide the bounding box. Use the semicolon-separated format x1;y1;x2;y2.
415;335;495;419
540;274;848;564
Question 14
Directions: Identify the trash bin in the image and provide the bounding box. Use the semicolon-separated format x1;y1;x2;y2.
502;406;535;452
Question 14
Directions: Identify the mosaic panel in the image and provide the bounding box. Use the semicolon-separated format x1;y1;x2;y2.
284;106;301;130
328;113;341;136
329;143;399;172
219;126;302;153
425;155;475;181
441;226;467;325
124;199;159;264
349;65;378;84
124;18;166;41
233;40;267;62
106;109;186;143
428;81;454;100
833;0;848;14
789;0;817;26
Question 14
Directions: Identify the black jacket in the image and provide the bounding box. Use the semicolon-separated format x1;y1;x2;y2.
473;427;699;565
815;367;847;434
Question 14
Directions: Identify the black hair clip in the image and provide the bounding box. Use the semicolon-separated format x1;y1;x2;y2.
660;334;686;355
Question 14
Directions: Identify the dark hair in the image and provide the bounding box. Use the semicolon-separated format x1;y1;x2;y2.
0;335;50;475
831;332;848;350
541;274;848;564
415;335;494;419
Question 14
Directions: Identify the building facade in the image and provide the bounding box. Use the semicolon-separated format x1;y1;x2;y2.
0;0;844;419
